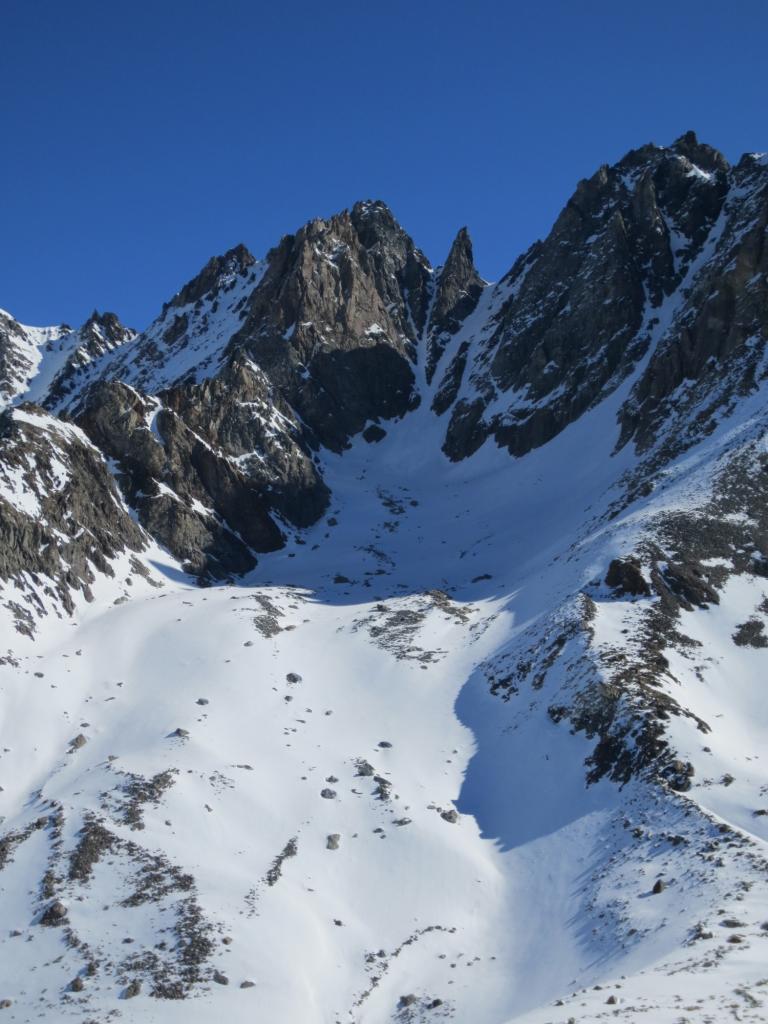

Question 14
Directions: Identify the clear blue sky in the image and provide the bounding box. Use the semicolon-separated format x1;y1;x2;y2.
2;0;766;330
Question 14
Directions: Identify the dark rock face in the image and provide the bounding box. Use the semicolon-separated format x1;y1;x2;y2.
160;359;328;527
362;424;387;443
427;228;484;385
74;379;285;579
229;199;430;451
660;561;720;610
605;558;651;597
0;406;146;621
432;340;470;417
619;151;768;458
443;132;739;461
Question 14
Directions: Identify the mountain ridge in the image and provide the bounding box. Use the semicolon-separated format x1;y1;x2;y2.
0;131;767;1023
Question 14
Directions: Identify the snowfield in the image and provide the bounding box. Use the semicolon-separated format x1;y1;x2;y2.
1;373;767;1024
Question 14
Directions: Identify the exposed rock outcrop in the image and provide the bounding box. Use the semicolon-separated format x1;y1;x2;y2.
0;405;146;622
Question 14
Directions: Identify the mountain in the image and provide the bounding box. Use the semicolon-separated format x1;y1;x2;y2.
0;309;135;409
0;132;767;1024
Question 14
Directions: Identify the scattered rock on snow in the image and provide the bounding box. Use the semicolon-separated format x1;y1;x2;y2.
40;900;68;926
122;979;142;999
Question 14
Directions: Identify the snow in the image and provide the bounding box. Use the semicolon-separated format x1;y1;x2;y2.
1;354;768;1022
0;317;71;408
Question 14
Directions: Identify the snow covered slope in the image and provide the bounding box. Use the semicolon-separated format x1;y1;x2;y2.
1;132;767;1023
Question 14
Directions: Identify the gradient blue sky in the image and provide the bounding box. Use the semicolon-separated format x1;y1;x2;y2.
2;1;766;329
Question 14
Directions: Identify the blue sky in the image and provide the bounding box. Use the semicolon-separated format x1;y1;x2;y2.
2;0;766;329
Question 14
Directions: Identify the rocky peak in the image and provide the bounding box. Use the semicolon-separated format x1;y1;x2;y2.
241;199;431;344
42;310;136;410
80;310;134;345
669;130;730;174
349;198;401;246
440;134;739;462
0;308;134;411
426;227;484;383
618;147;768;461
226;201;431;451
168;243;255;310
350;199;433;333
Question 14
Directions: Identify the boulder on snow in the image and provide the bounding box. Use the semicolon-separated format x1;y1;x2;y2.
40;900;68;926
605;558;650;597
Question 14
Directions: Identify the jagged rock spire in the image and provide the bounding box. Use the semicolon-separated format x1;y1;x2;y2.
169;243;256;310
426;227;484;383
670;130;729;173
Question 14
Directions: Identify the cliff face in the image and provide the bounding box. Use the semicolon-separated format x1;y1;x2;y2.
440;134;765;463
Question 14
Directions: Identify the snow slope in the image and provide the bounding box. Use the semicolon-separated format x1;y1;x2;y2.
1;357;767;1023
